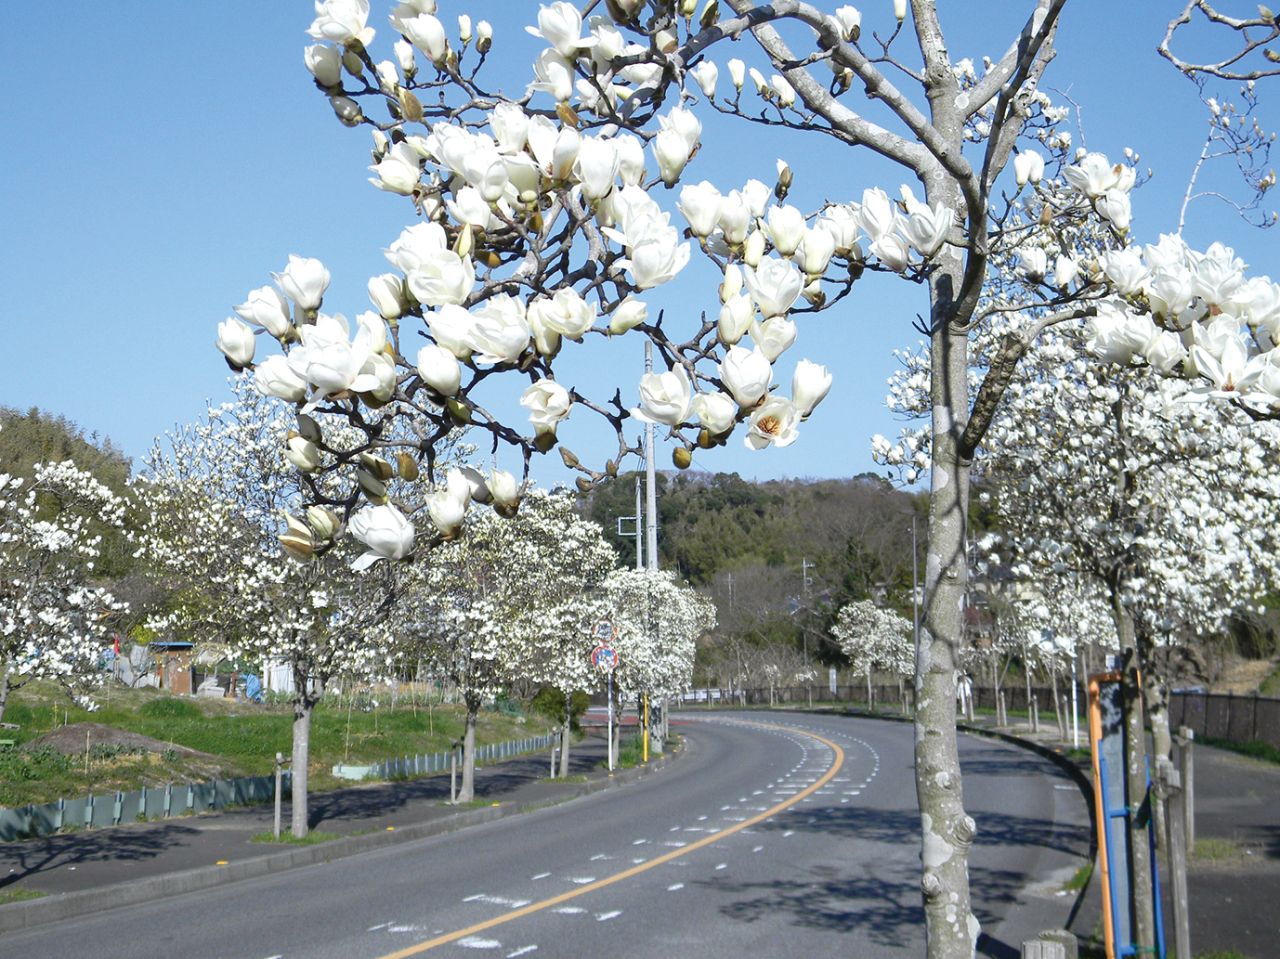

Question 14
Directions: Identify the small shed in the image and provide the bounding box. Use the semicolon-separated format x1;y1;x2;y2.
150;642;195;695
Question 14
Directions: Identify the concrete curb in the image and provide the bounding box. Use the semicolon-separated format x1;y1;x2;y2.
0;747;678;933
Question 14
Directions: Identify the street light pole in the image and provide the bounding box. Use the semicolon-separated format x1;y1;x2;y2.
909;512;920;651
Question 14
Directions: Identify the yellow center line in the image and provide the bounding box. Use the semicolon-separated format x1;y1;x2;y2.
374;720;846;959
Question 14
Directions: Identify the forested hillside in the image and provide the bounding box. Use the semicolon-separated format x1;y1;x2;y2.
583;471;923;679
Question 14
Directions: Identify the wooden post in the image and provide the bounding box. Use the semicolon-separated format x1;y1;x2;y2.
450;747;457;803
1156;757;1192;959
1176;725;1195;853
273;752;284;839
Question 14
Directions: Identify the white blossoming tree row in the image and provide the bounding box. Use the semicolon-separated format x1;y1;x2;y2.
141;381;420;837
0;453;131;723
213;1;1280;953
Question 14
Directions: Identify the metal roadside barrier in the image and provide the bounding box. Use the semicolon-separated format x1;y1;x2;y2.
0;732;557;842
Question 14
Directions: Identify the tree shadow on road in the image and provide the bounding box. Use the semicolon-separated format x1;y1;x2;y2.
758;805;1089;859
0;822;200;888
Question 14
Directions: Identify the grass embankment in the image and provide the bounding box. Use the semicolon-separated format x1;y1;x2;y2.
0;681;548;808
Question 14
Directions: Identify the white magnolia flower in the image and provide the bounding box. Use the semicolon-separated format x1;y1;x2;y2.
792;359;832;417
742;258;803;318
254;355;309;402
1013;150;1044;186
745;396;801;449
521;378;573;435
235;286;293;338
719;346;773;408
749;316;798;362
718;294;754;346
416;343;462;396
767;204;806;258
308;0;374;46
679;181;724;238
688;391;735;436
689;61;718;99
349;503;415;571
369;141;423;195
632;364;694;426
271;255;331;311
304;44;343;87
526;1;596;58
216;319;256;369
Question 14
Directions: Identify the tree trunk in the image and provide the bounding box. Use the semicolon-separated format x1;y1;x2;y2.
291;694;314;839
915;169;979;958
559;692;572;779
1109;595;1156;954
0;668;11;725
1144;674;1173;850
458;693;478;803
866;665;873;710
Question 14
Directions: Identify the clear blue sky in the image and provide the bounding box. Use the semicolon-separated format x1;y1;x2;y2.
2;3;1273;487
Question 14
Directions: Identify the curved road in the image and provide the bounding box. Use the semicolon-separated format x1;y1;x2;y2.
4;712;1090;959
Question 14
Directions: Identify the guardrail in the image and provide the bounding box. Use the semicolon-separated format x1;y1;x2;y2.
0;733;556;842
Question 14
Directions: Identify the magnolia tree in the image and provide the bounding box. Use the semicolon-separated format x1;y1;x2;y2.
0;456;129;721
604;567;715;746
831;599;913;707
475;490;618;778
394;488;617;799
973;332;1280;745
211;0;1268;952
875;111;1280;936
142;381;417;837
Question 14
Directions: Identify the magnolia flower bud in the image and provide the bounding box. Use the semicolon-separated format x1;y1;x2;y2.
728;58;745;89
216;318;256;370
330;95;362;126
306;506;341;542
743;230;766;268
608;296;648;335
476;20;492;54
358;469;389;504
396;452;420;481
457;15;472;44
394;39;416;75
279;513;314;561
360;452;395;481
297;413;322;443
700;0;721;29
342;48;364;77
287;436;321;472
673;447;693;469
775;159;793;200
894;0;907;21
721;263;744;302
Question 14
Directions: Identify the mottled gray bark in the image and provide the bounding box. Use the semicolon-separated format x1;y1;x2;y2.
458;693;478;802
291;696;314;839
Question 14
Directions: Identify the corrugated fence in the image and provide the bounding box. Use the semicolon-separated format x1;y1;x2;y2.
0;733;555;842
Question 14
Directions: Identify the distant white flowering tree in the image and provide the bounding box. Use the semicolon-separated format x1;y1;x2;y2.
141;381;429;837
395;488;617;800
604;567;715;747
216;2;1280;952
0;457;129;721
830;599;913;707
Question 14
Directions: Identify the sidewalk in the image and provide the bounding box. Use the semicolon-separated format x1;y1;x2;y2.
956;711;1280;959
0;728;670;933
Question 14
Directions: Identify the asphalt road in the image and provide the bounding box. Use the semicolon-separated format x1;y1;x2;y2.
2;712;1089;959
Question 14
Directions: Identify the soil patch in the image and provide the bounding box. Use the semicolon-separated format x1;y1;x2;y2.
24;723;223;763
